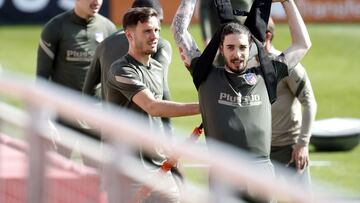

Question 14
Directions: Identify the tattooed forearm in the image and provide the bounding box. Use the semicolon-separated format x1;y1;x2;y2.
171;0;201;67
172;0;196;34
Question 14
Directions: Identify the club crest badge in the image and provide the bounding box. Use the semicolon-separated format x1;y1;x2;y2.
95;32;104;43
244;73;257;85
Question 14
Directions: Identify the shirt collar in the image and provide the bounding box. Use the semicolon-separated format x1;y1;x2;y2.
70;9;95;26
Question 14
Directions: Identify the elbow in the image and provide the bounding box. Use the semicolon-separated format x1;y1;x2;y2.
304;39;312;51
294;38;312;57
301;36;312;52
143;101;163;117
305;97;317;116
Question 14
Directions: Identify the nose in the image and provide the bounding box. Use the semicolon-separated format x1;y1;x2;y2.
235;48;243;59
93;0;101;5
150;30;159;40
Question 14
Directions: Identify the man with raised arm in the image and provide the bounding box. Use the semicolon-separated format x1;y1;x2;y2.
106;7;200;202
265;18;317;189
172;0;311;201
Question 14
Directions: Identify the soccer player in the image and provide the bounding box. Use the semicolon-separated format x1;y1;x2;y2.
82;0;174;136
106;7;199;202
36;0;116;156
172;0;311;201
37;0;116;92
266;19;317;187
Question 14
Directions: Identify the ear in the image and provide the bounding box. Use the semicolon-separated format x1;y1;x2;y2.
219;44;224;55
125;29;134;41
265;32;272;41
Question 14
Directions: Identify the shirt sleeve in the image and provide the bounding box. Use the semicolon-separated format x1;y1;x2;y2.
189;56;216;86
106;20;117;35
36;19;60;80
272;53;290;83
285;64;317;146
107;63;146;101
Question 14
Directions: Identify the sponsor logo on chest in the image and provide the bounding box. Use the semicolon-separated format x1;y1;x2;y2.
95;32;104;43
66;50;95;62
218;92;262;107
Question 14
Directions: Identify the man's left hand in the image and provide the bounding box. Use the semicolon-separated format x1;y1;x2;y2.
288;144;309;173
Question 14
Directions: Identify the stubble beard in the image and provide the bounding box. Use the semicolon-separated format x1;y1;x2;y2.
225;59;247;74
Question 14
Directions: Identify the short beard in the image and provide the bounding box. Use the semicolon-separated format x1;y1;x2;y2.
144;48;156;55
225;61;246;74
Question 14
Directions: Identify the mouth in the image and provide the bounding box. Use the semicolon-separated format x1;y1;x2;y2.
148;41;158;48
90;5;100;11
231;59;244;66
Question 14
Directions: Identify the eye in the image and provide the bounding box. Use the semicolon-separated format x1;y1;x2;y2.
227;45;234;51
240;45;247;50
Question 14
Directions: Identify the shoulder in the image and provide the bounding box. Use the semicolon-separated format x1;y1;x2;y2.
98;29;125;47
41;11;70;36
271;54;289;71
103;30;126;45
43;11;70;28
94;14;116;28
288;63;307;80
150;58;163;70
110;56;138;74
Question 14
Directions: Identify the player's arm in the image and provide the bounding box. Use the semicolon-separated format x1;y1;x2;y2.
199;0;213;44
171;0;201;68
277;0;312;69
36;19;59;80
83;47;102;97
132;90;199;117
287;64;317;146
107;64;199;118
287;64;317;170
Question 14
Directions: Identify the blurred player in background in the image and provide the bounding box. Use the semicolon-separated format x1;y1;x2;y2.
267;18;317;188
36;0;116;158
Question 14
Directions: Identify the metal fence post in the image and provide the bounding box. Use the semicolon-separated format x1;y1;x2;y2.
25;104;52;203
104;141;135;203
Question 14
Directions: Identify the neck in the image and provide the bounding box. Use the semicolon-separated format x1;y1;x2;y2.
224;65;245;75
74;7;91;21
128;49;151;66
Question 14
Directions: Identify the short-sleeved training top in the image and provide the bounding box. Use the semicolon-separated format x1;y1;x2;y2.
106;54;166;166
82;30;174;136
82;29;172;100
190;57;288;158
37;9;116;91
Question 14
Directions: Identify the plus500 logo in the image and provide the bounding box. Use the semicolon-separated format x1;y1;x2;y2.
0;0;74;12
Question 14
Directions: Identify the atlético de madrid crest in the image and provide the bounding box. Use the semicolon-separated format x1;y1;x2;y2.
95;32;104;43
244;73;257;85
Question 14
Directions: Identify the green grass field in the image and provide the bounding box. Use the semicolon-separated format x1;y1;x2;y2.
0;24;359;195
